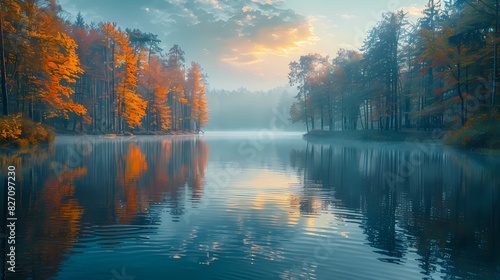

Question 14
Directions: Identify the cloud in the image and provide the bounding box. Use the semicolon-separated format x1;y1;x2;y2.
155;0;318;67
242;5;253;12
402;4;424;17
60;0;317;90
221;54;262;66
337;13;355;20
337;43;357;49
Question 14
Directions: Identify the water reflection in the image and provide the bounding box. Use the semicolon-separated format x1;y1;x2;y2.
292;141;500;279
0;135;499;279
1;136;209;279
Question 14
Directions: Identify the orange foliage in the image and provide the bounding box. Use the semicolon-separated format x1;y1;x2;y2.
187;62;209;130
141;55;172;130
27;13;86;119
124;143;148;179
32;166;87;277
115;143;148;223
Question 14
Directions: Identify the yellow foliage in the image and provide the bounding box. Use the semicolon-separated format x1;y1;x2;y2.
141;55;172;130
0;114;54;146
109;25;148;129
0;114;23;141
187;62;209;130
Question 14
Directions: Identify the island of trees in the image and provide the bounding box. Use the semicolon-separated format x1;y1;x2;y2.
0;0;209;147
288;0;499;149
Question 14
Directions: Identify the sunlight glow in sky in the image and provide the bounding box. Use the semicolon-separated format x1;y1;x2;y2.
60;0;428;91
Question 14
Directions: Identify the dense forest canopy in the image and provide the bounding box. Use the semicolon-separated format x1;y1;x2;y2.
288;0;499;140
0;0;209;138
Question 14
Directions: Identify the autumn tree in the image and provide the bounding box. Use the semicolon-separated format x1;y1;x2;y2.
2;0;86;123
165;45;186;131
126;28;162;130
140;54;171;131
112;26;147;131
187;62;209;132
1;2;208;138
288;53;328;131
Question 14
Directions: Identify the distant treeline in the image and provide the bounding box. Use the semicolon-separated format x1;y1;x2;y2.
0;1;208;137
206;87;303;131
289;0;499;136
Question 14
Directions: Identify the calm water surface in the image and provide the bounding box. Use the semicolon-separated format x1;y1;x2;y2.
1;132;499;279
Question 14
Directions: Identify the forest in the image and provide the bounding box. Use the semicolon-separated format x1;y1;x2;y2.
288;0;499;148
0;0;209;146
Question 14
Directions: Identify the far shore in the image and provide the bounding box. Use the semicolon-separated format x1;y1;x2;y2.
303;129;500;155
303;129;443;142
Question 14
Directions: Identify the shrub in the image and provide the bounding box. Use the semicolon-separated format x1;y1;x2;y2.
0;114;22;143
14;138;30;148
0;114;55;147
19;119;55;144
444;114;500;149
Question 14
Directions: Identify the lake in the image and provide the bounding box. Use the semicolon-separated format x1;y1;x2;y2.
1;132;499;279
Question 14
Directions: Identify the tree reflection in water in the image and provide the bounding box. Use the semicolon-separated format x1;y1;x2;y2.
291;142;500;279
0;136;209;279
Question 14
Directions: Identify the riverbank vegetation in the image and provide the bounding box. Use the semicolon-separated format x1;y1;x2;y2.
0;0;209;147
289;0;500;149
0;113;54;147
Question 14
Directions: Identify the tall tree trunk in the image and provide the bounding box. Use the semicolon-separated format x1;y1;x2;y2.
0;9;7;116
457;62;465;126
493;0;498;110
370;100;374;129
456;42;465;127
111;43;116;132
341;93;344;131
303;87;309;132
320;108;324;130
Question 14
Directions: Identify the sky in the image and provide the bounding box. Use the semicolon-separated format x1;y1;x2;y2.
59;0;430;91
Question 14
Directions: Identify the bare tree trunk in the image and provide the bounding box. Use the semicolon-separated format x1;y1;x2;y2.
0;9;8;116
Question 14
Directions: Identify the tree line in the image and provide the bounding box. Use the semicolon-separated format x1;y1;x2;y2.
0;0;209;134
289;0;499;133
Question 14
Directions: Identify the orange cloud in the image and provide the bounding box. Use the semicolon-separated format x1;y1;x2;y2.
242;5;253;12
221;19;318;67
221;54;262;66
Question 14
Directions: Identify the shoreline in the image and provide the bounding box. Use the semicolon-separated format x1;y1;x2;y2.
302;129;500;155
303;129;442;142
53;129;202;137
